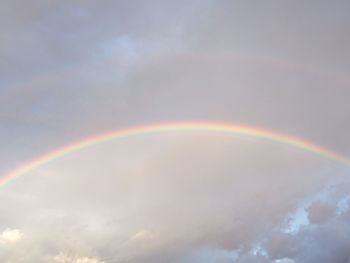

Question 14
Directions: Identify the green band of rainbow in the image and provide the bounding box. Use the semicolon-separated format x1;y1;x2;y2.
2;122;349;187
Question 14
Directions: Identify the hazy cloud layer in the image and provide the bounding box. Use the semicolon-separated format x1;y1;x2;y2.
1;1;350;262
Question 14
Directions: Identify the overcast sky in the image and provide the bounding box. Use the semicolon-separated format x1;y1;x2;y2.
1;1;350;262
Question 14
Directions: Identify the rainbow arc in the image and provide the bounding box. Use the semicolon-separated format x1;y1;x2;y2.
2;122;349;187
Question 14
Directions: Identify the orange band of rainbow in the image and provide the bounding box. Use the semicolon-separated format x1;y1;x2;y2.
2;122;349;187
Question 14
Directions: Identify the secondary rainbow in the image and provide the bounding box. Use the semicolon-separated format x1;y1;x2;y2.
2;122;349;187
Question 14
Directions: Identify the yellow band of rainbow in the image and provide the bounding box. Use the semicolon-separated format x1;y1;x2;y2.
2;122;349;187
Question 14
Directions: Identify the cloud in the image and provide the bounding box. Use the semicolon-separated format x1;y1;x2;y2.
307;201;335;224
261;184;350;263
1;0;350;262
54;253;104;263
0;132;345;262
128;229;157;243
276;259;295;263
0;229;22;243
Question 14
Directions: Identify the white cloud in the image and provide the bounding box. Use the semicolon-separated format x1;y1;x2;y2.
0;229;22;243
128;229;157;243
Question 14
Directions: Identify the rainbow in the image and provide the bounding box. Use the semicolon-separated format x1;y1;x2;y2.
4;51;349;109
2;122;349;187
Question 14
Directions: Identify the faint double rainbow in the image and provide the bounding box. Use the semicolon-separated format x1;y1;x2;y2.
1;122;349;188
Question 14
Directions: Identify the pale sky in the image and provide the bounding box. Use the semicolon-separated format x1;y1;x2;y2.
1;1;350;262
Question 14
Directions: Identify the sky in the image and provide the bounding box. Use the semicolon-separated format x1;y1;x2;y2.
1;0;350;262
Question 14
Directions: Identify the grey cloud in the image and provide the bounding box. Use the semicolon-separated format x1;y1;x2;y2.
261;184;350;263
306;201;335;224
191;0;350;71
1;1;350;262
0;134;345;262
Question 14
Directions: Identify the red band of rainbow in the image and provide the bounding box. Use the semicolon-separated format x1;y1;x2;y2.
2;122;349;187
